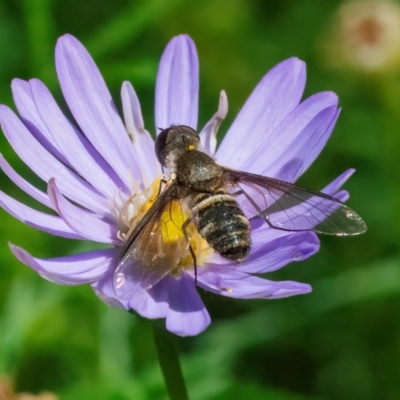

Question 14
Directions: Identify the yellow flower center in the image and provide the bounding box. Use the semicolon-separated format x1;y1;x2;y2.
118;177;212;270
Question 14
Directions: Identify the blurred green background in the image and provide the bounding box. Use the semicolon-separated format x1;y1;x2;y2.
0;0;398;399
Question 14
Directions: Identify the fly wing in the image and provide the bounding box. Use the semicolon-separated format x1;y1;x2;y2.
114;179;183;299
223;167;367;236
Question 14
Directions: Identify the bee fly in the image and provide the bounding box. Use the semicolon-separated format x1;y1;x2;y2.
114;125;366;298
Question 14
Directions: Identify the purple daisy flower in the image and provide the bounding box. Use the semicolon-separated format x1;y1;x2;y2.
0;34;352;337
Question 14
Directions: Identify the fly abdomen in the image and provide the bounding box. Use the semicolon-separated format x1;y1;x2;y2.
191;191;251;261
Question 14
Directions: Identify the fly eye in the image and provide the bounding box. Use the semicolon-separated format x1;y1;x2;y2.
155;127;172;166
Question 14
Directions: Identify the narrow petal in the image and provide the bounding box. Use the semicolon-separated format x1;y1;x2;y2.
121;81;145;135
91;272;127;309
322;169;355;195
55;34;140;186
30;79;126;197
273;159;304;183
121;81;161;186
263;106;339;180
92;272;170;319
239;92;339;176
197;268;311;299
293;110;341;181
48;179;119;244
11;79;72;167
165;273;210;336
333;190;349;202
216;58;306;168
128;278;169;319
0;190;83;239
155;35;199;130
0;105;109;214
209;226;319;272
10;245;118;285
200;90;228;155
237;231;320;274
0;153;52;208
270;280;312;298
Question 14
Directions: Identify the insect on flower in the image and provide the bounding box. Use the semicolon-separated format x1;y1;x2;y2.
0;33;367;336
114;124;366;299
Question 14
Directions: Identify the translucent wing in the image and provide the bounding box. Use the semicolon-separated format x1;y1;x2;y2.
114;179;185;299
224;168;367;235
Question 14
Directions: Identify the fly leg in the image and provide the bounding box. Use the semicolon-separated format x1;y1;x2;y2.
157;177;169;196
182;218;198;284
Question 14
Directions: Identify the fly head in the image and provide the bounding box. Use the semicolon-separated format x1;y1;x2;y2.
155;125;201;170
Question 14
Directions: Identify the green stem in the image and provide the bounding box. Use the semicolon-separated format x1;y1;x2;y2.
152;321;189;400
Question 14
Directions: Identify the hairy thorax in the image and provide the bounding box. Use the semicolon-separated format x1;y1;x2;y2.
175;150;224;193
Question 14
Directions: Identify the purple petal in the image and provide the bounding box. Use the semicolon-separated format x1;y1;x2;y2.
11;79;72;167
230;106;341;232
155;35;199;130
197;267;311;299
0;105;109;214
216;58;306;168
55;34;140;186
48;179;119;244
121;81;161;185
293;110;341;181
200;90;228;155
273;159;304;183
270;281;313;298
264;106;339;180
128;278;170;319
240;91;339;177
334;190;349;202
238;230;320;274
319;168;352;205
91;271;127;309
0;153;52;208
322;169;355;195
29;79;126;197
92;272;171;319
121;81;145;134
165;273;210;336
0;190;83;239
10;245;118;285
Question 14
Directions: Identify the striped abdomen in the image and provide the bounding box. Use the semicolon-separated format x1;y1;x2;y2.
191;190;251;261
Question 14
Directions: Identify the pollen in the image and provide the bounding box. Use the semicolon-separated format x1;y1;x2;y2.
188;144;195;150
116;176;212;271
151;192;212;269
